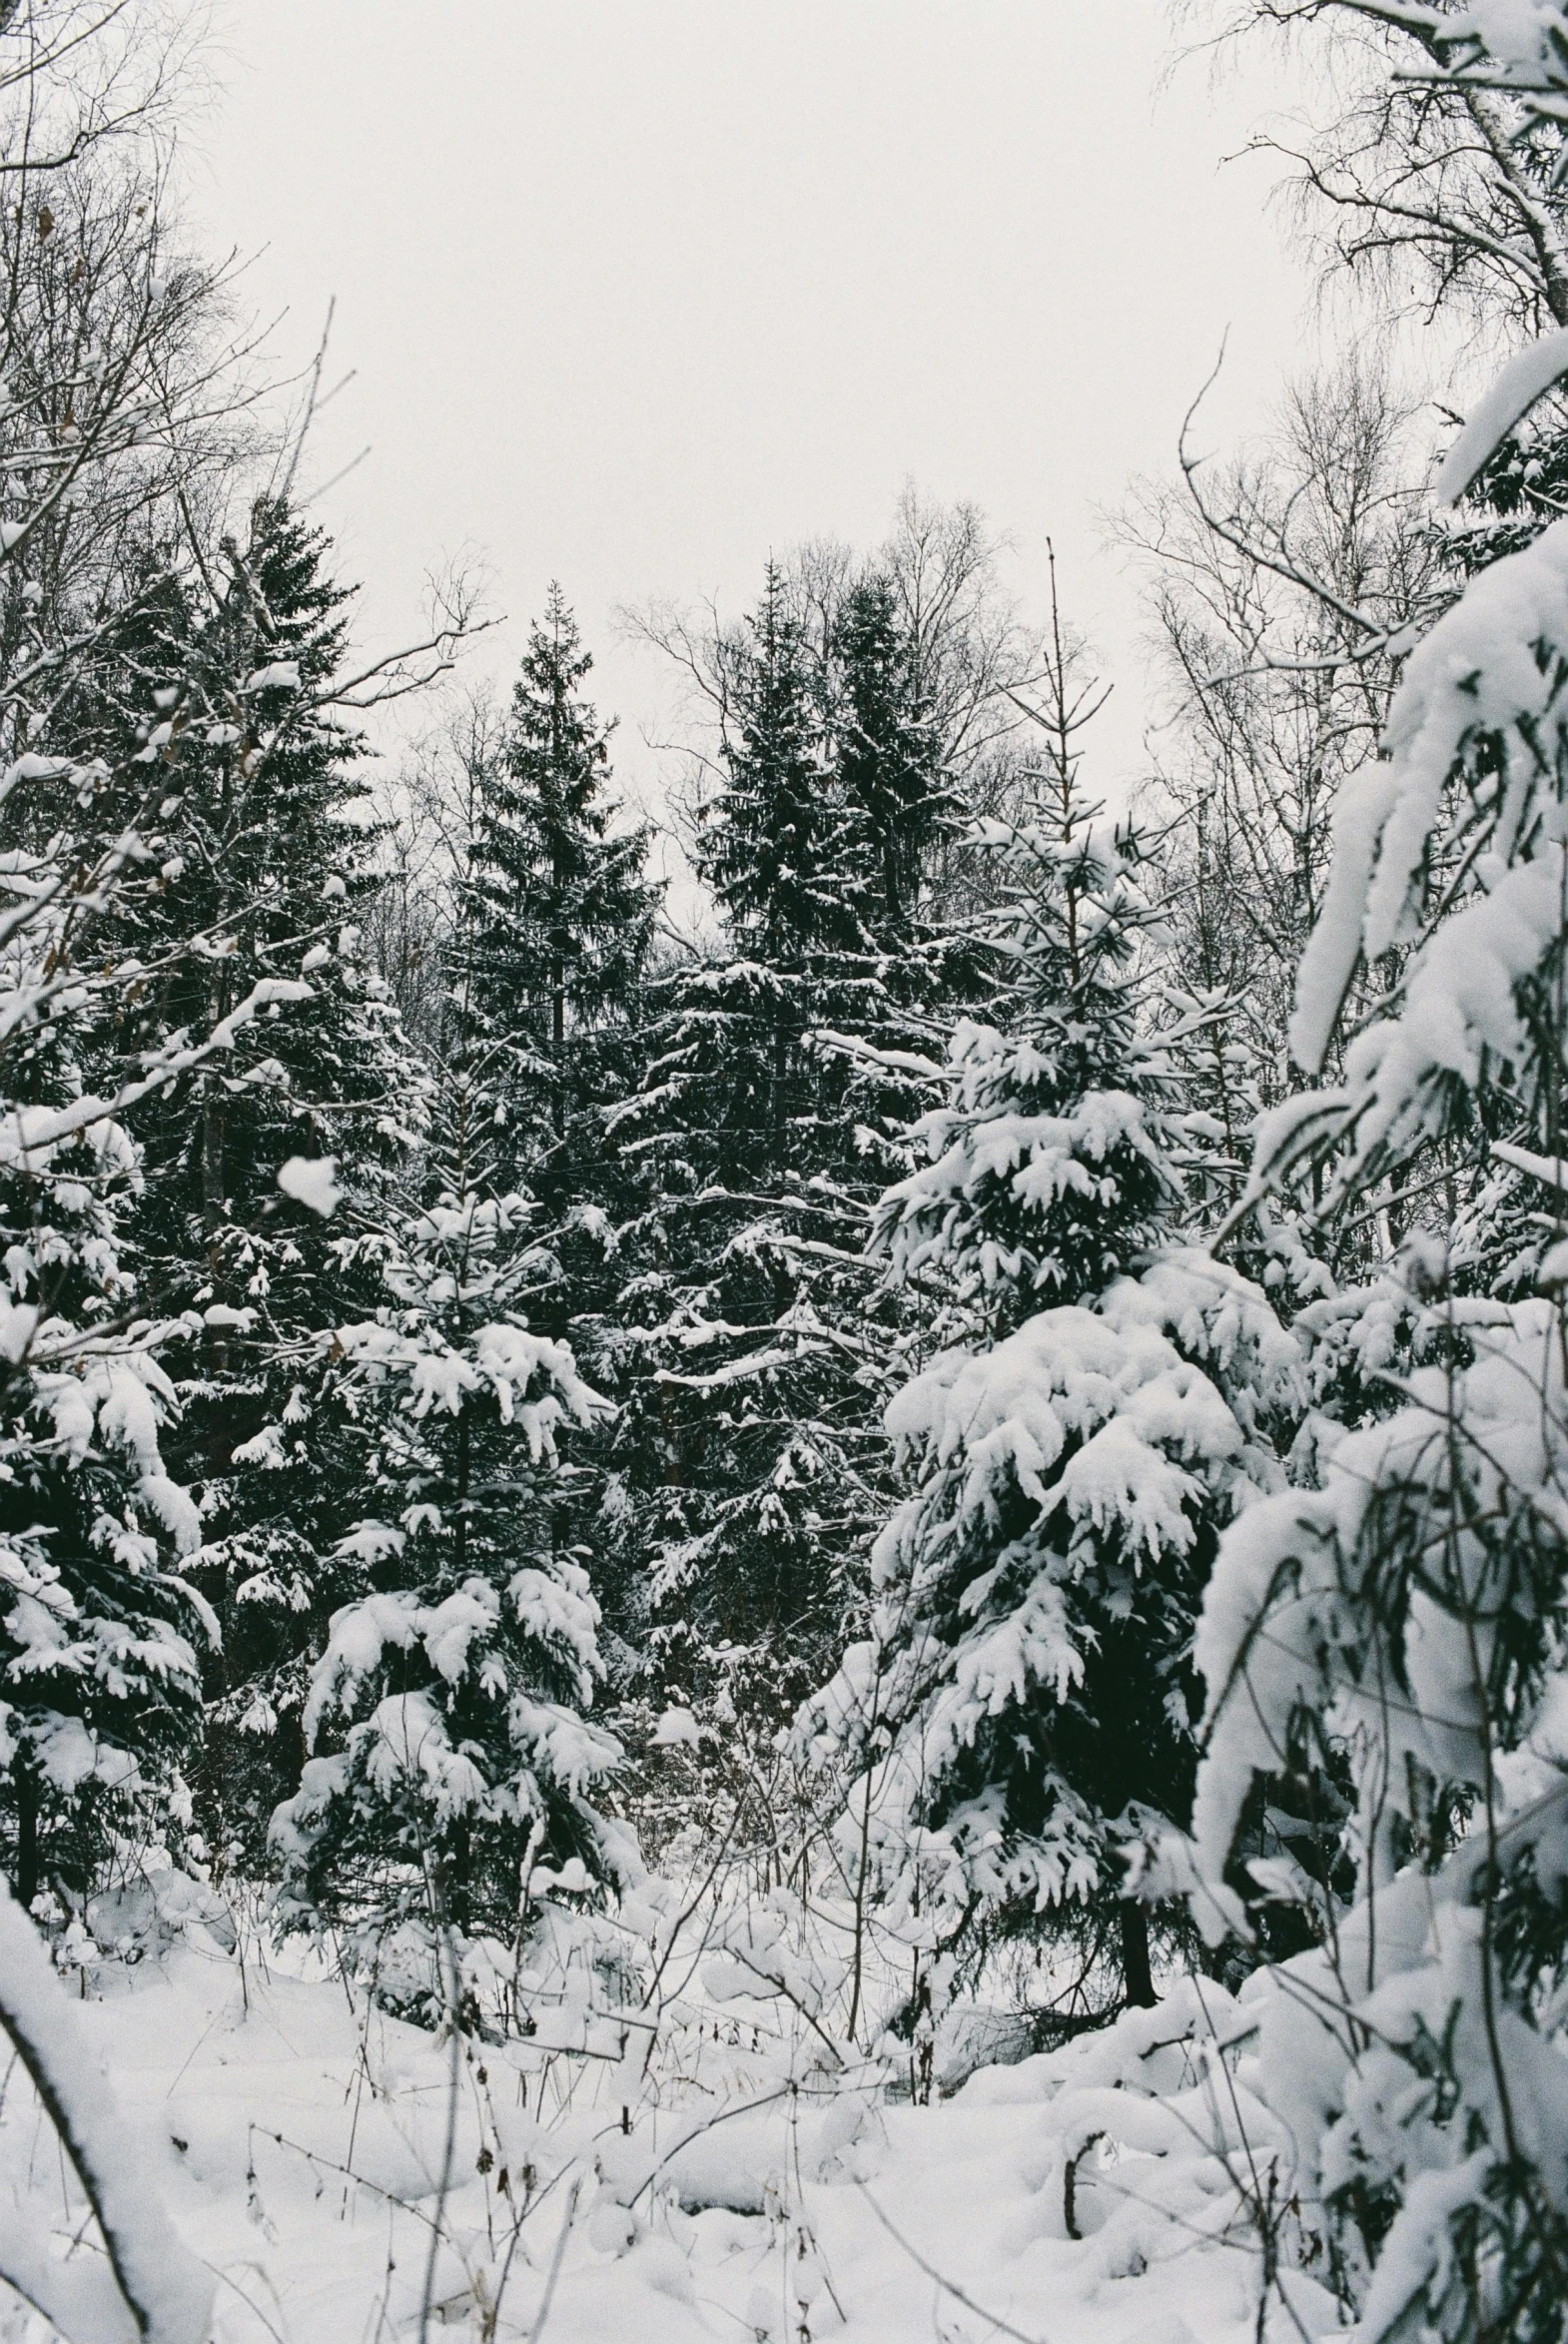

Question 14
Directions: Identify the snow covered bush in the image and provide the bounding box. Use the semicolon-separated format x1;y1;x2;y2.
0;1871;213;2344
1180;1311;1568;2333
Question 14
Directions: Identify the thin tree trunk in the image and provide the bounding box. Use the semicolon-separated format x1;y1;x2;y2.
1120;1900;1157;2008
15;1769;38;1908
550;951;565;1139
453;1407;470;1578
771;1015;788;1171
202;1086;231;1468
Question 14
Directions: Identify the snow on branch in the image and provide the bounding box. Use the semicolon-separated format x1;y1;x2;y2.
0;978;315;1161
1287;512;1568;1079
1436;327;1568;505
0;1878;212;2344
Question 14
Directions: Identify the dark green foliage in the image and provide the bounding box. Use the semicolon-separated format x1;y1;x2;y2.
110;499;419;1862
463;583;658;1211
603;563;967;1721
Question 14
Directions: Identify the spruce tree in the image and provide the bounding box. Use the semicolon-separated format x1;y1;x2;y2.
1178;349;1568;2344
270;666;635;1956
606;565;951;1726
267;1165;622;1968
422;596;660;1673
114;497;419;1862
0;661;268;1909
466;583;656;1203
801;767;1297;2024
0;1104;207;1909
463;589;657;1411
833;572;953;937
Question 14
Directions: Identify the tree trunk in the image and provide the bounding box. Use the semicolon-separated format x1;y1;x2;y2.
453;1407;470;1578
550;952;566;1139
771;1016;788;1172
14;1769;38;1909
1120;1899;1157;2008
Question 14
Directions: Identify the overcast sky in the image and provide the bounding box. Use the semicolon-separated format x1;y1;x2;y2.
187;3;1324;867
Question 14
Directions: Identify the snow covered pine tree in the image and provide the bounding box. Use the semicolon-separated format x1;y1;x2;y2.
110;497;422;1864
0;214;321;1908
1179;376;1568;2344
802;691;1299;2052
270;608;639;1975
608;558;965;1734
268;1173;625;1987
458;586;657;1584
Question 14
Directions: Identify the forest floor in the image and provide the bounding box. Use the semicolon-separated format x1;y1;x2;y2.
0;1912;1341;2344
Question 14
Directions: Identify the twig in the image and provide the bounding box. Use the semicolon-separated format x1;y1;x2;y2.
525;2172;582;2344
852;2179;1052;2344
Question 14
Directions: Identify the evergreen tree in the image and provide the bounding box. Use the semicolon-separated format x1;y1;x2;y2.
268;1168;622;1968
271;714;632;1956
462;589;658;1518
465;584;657;1212
801;782;1297;2024
0;655;311;1910
605;567;916;1722
603;558;1000;1736
1178;339;1568;2344
833;572;953;937
0;1103;207;1909
113;497;419;1862
396;602;658;1687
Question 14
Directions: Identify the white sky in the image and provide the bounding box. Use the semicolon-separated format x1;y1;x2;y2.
188;3;1324;871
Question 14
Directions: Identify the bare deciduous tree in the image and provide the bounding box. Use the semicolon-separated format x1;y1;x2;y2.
1119;356;1439;1171
1204;0;1568;331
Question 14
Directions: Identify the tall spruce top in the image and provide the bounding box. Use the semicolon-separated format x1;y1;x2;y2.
456;584;655;1189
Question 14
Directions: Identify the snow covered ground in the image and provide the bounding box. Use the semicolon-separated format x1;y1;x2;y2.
0;1912;1337;2344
